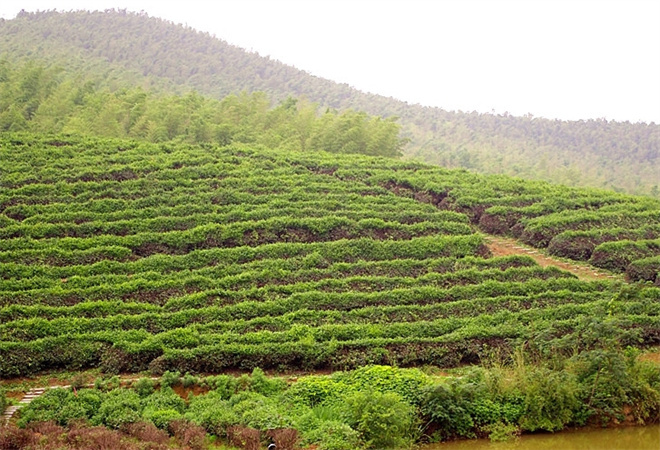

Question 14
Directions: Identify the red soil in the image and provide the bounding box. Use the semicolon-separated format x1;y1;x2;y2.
485;235;620;282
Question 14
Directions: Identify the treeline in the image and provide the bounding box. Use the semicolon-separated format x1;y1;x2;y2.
1;9;658;196
408;112;659;197
0;61;404;156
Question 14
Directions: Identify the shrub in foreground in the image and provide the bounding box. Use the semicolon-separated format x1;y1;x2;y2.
339;390;416;449
9;353;660;448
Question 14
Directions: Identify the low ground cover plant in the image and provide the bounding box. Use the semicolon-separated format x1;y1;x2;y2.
4;349;659;449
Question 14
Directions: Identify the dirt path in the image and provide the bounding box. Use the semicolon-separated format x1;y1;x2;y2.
485;235;622;282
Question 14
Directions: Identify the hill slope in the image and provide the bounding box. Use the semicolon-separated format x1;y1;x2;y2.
1;133;659;378
1;9;658;196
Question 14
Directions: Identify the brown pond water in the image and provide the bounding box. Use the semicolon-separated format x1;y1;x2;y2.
424;424;660;450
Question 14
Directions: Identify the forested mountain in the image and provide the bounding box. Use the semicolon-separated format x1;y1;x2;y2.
1;9;658;196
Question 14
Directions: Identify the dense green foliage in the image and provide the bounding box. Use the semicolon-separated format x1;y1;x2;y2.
590;239;660;272
11;357;660;449
357;164;660;280
0;61;403;156
1;9;658;196
628;257;660;284
0;134;659;379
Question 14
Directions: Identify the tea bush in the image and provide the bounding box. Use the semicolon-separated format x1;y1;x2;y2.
92;389;142;429
185;391;238;436
340;390;416;449
230;391;295;430
132;377;155;397
141;386;186;428
302;420;363;450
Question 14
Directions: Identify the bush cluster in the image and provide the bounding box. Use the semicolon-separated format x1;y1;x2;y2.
8;352;660;449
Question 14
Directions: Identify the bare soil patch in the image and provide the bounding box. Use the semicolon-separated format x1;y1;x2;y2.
640;347;660;364
485;235;620;282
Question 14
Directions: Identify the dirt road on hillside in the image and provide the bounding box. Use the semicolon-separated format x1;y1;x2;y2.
485;235;621;282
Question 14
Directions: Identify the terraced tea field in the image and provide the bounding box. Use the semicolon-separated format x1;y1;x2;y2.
484;236;619;281
1;134;659;378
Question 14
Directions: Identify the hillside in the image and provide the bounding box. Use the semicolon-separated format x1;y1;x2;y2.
1;9;658;196
1;133;659;380
1;129;660;447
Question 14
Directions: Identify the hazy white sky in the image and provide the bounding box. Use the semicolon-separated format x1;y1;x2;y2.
1;0;659;123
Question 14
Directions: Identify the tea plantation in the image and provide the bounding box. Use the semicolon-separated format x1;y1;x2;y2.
1;134;659;379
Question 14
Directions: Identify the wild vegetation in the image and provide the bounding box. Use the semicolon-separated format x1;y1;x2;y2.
3;352;660;450
0;61;403;156
1;9;658;196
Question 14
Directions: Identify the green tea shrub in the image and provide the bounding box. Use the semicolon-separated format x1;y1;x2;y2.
142;387;185;414
148;408;182;429
141;388;186;429
285;376;349;407
94;375;121;392
339;390;416;449
626;256;660;283
590;239;660;272
185;390;238;436
230;391;294;431
17;388;78;426
249;367;286;396
182;372;200;388
160;370;181;388
204;374;238;399
92;389;142;429
18;387;104;427
333;365;431;406
133;377;155;397
72;389;106;420
302;420;363;450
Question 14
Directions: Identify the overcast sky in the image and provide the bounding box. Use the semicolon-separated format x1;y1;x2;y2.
2;0;659;123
